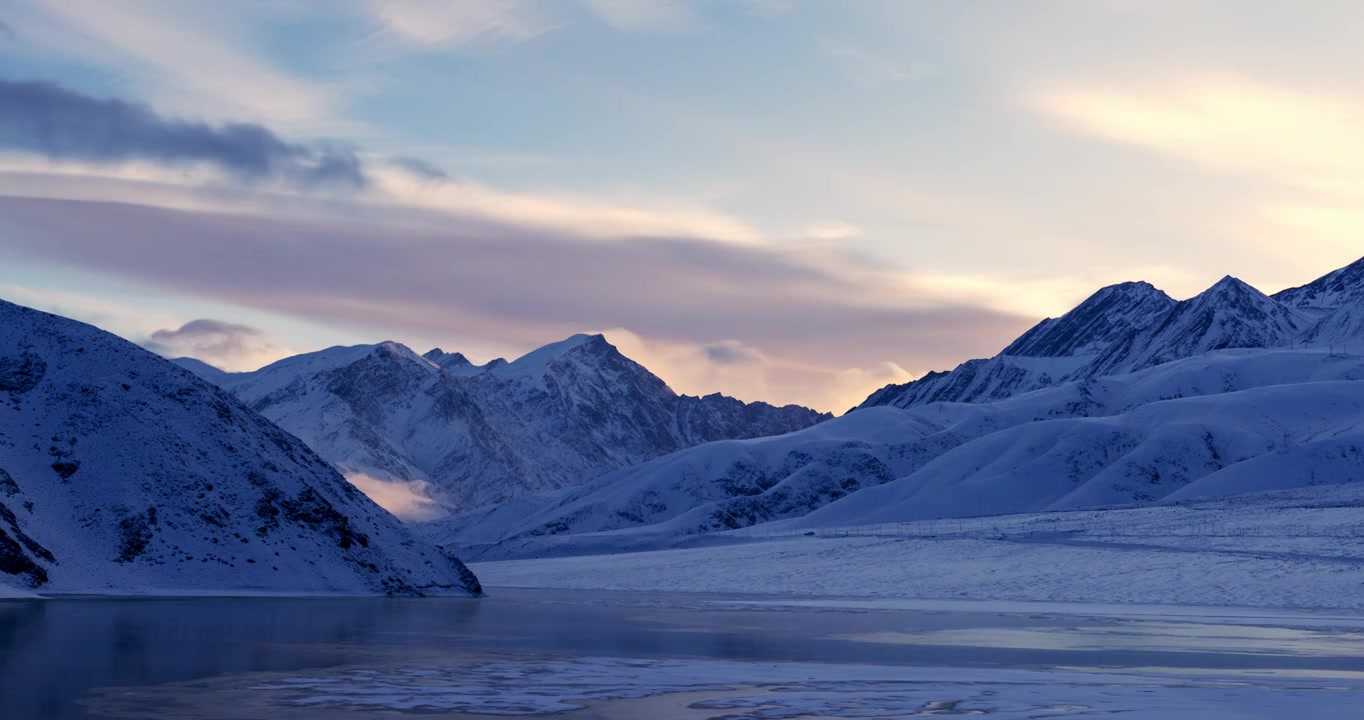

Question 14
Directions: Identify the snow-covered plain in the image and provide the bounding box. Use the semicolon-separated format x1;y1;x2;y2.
473;483;1364;611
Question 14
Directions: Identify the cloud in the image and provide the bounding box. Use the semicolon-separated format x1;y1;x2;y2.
0;79;763;242
0;80;366;189
142;318;292;371
344;473;447;521
700;340;764;365
9;0;344;131
0;195;1030;410
1031;75;1364;199
366;0;551;47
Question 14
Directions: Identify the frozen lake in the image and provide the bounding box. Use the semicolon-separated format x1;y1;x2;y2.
4;588;1364;718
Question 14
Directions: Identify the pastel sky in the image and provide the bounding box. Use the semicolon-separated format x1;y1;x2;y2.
0;1;1361;412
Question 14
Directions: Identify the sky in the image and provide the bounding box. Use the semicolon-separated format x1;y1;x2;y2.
0;1;1361;413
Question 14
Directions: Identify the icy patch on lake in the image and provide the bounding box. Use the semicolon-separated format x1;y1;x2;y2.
239;656;1364;718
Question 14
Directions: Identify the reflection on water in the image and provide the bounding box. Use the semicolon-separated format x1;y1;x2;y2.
3;589;1364;719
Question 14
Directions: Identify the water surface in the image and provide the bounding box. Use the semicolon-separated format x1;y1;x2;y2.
4;588;1363;718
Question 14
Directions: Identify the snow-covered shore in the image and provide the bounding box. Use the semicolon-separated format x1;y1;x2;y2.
0;584;39;599
472;484;1364;611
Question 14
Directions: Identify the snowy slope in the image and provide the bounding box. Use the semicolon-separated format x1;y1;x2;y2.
421;407;953;550
1274;255;1364;310
431;349;1364;558
212;334;829;511
1298;296;1364;350
802;380;1364;527
0;299;481;596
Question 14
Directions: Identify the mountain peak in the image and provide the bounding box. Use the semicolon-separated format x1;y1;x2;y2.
1002;280;1175;358
494;333;616;381
1206;274;1254;292
423;347;474;370
374;341;439;372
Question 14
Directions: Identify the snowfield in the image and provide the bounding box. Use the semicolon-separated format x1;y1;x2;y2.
472;483;1364;611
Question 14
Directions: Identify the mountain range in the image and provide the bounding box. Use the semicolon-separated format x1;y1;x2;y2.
178;334;830;512
424;256;1364;559
0;299;481;595
859;257;1364;411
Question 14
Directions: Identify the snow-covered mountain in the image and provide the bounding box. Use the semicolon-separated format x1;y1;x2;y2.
187;334;830;512
428;348;1364;559
861;259;1364;411
1002;281;1176;357
858;281;1175;410
1080;276;1309;377
1275;256;1364;311
415;257;1364;560
0;299;482;596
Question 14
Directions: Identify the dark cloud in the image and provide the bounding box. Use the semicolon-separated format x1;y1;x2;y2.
701;341;763;365
0;79;366;189
142;318;278;369
0;195;1035;372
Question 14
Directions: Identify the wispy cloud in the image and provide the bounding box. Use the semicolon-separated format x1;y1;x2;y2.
1031;74;1364;198
364;0;552;47
9;0;344;130
0;194;1031;410
0;80;365;189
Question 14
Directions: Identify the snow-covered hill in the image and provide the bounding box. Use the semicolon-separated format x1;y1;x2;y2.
428;349;1364;558
0;299;481;596
188;334;829;512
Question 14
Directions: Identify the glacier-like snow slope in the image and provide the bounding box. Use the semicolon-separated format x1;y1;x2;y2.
428;349;1364;557
187;334;829;512
860;256;1363;411
0;299;481;597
